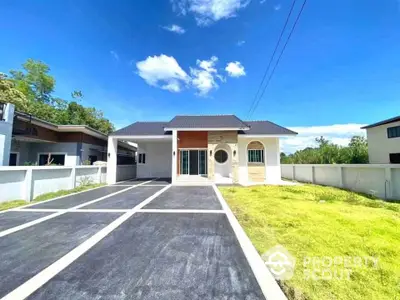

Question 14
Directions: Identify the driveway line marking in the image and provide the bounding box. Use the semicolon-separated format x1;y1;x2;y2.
212;184;287;300
1;184;171;300
0;185;107;214
13;209;131;213
139;209;225;214
0;180;155;238
70;180;153;209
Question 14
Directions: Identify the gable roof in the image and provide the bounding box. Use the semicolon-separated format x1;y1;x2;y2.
240;121;297;135
361;116;400;129
110;115;296;136
111;121;170;136
166;115;250;130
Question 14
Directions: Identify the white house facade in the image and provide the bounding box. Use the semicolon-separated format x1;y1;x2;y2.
107;115;297;185
362;116;400;164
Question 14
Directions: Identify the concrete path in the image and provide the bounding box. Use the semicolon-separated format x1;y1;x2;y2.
0;178;285;300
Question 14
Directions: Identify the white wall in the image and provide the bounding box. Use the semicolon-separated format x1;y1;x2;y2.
366;121;400;163
238;137;281;184
282;164;400;200
137;141;172;178
0;164;136;203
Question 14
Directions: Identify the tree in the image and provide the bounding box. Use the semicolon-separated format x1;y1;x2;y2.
281;135;369;164
5;59;115;134
0;73;28;110
10;59;55;103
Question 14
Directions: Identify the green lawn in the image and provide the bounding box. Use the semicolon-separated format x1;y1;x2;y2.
219;184;400;300
0;184;104;211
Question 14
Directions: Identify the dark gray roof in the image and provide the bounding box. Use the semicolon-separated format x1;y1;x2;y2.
166;115;249;129
111;122;170;136
361;116;400;129
110;115;296;136
239;121;297;135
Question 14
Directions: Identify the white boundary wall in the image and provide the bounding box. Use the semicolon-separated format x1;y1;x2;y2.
281;164;400;200
0;165;136;203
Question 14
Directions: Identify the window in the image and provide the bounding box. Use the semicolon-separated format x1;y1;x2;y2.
214;150;228;164
88;155;97;165
387;126;400;139
138;153;146;164
9;153;18;166
38;154;65;166
248;149;264;163
390;153;400;164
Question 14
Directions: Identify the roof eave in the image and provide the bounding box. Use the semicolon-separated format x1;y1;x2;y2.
163;127;250;131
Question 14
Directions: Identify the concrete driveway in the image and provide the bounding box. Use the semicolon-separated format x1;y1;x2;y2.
0;179;281;300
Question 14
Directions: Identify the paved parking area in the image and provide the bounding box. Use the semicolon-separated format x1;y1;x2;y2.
0;178;268;300
144;186;222;210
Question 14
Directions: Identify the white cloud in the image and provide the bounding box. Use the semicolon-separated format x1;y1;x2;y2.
171;0;251;26
136;54;190;93
237;40;245;46
162;24;186;34
136;55;245;95
225;61;246;77
110;50;119;61
191;56;219;96
280;124;367;153
274;4;281;10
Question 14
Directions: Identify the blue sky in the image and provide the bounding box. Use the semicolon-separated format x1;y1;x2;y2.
1;0;400;152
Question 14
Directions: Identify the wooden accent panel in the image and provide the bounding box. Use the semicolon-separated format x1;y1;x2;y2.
248;165;265;182
248;141;264;150
58;132;106;146
178;131;208;148
13;119;59;142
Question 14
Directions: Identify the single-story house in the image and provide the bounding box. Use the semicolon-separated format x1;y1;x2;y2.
0;103;135;166
106;115;297;184
362;115;400;164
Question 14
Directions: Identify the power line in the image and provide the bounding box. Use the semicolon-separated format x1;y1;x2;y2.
248;0;308;118
247;0;298;117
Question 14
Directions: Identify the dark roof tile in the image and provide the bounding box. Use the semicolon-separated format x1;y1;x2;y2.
361;116;400;129
166;115;249;129
111;122;170;136
240;121;297;135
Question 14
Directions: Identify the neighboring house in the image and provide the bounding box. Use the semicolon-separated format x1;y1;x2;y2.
362;116;400;164
106;115;297;184
0;103;135;166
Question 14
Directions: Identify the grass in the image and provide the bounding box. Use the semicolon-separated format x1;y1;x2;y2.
219;184;400;300
0;184;104;211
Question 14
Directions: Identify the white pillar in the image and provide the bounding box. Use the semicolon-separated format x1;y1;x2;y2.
384;167;392;200
106;136;118;184
24;168;33;201
0;103;15;166
70;166;76;189
172;130;177;183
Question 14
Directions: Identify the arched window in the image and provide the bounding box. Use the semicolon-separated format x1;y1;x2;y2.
247;141;264;163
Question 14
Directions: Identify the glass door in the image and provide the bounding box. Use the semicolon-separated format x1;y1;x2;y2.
199;150;207;175
180;150;189;174
179;150;207;175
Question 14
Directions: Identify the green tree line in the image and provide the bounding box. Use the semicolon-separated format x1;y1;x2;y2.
281;136;369;164
0;59;114;134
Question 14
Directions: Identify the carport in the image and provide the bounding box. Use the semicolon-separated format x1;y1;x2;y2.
107;122;173;184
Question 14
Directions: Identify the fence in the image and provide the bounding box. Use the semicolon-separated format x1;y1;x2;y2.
0;165;136;203
281;164;400;200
